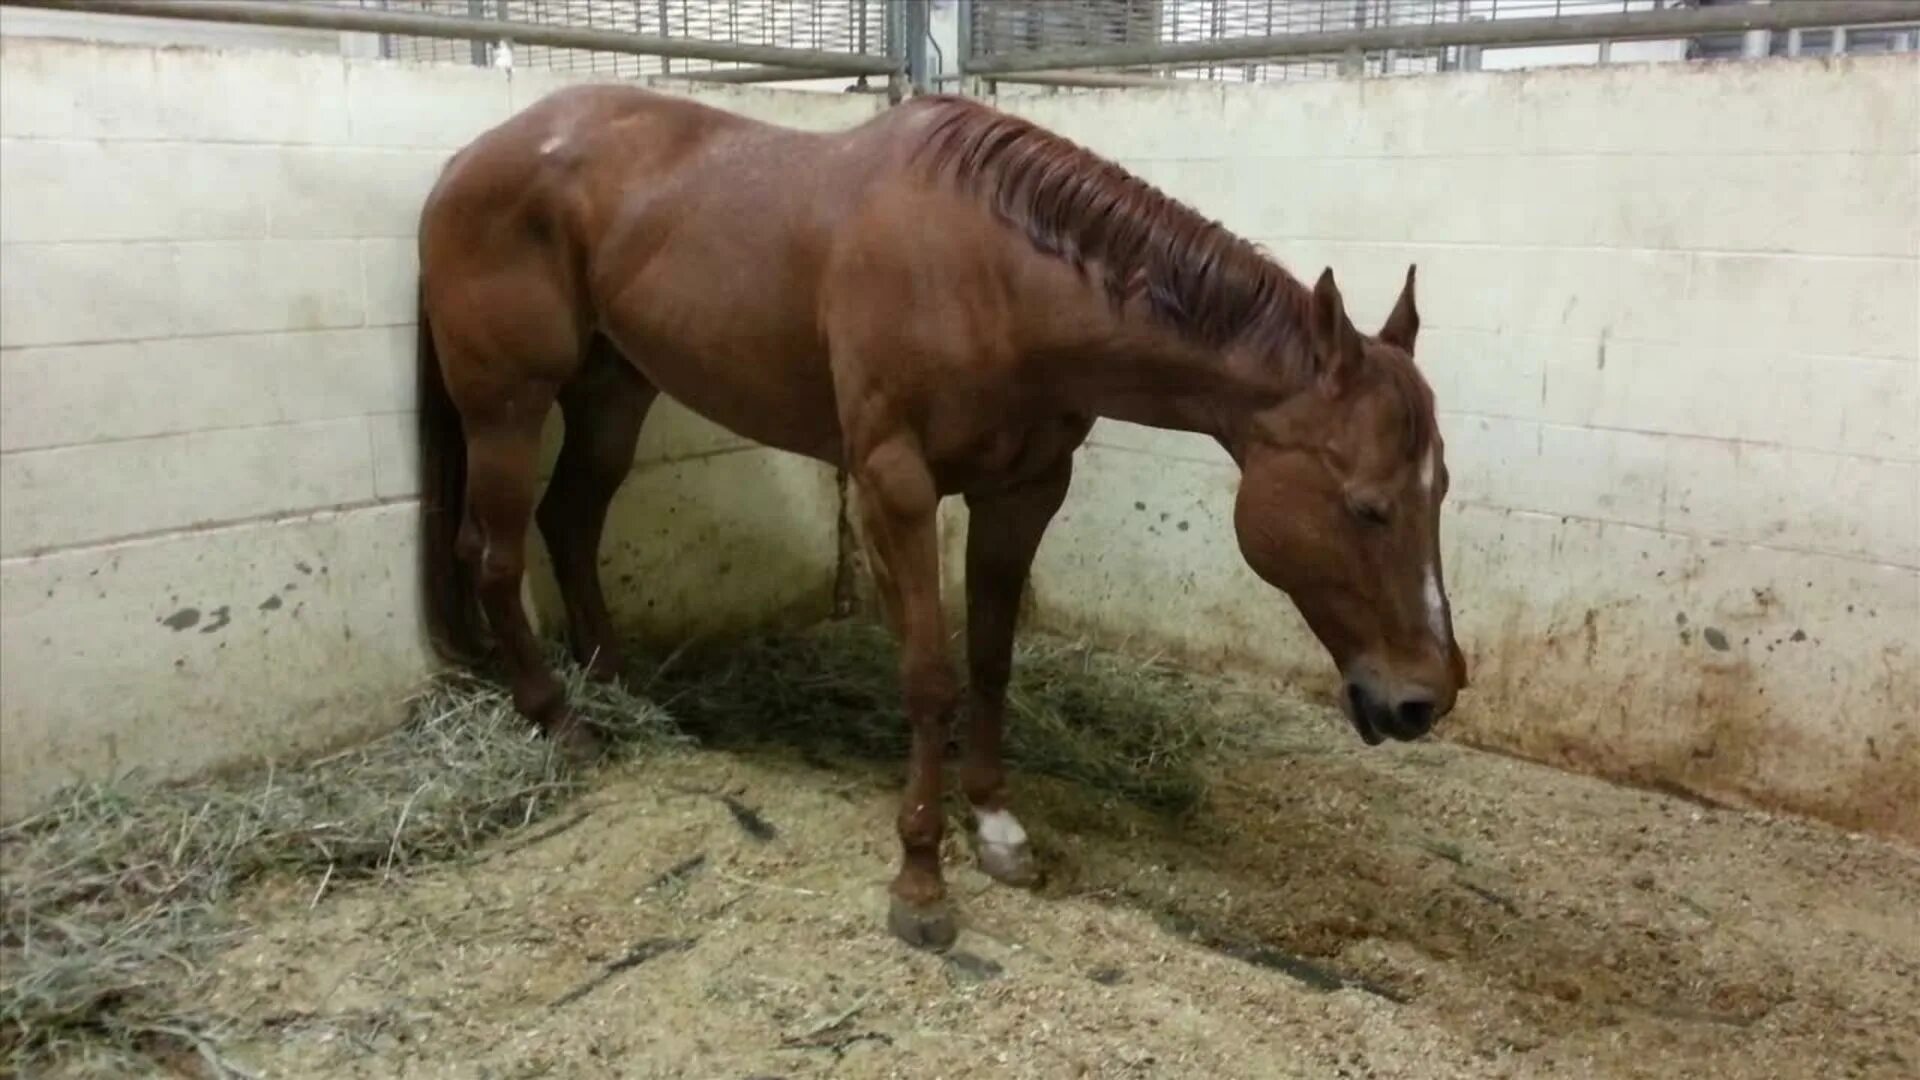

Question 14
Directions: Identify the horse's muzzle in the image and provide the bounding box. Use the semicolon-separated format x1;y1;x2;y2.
1344;681;1437;745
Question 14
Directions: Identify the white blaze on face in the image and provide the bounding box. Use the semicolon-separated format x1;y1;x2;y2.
976;807;1029;850
1418;447;1450;647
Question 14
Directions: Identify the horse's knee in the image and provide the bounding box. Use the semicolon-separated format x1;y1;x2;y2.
455;514;484;566
902;655;959;721
474;542;525;594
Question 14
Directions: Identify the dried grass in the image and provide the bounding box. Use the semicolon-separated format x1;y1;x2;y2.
645;620;1223;814
0;621;1219;1075
0;665;678;1075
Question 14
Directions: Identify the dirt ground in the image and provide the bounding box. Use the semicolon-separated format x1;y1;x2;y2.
201;678;1919;1080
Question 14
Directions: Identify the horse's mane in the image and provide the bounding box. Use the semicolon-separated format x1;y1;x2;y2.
907;94;1312;364
907;95;1435;458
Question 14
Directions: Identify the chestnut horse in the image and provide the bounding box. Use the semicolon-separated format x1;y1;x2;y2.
416;86;1466;950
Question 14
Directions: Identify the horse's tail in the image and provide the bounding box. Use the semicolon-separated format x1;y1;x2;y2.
416;283;487;664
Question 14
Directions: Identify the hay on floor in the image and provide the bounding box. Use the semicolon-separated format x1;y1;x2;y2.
1;622;1221;1074
0;666;677;1074
644;620;1223;814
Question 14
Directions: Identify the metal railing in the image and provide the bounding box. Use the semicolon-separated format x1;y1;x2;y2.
2;0;916;89
957;0;1920;86
362;0;894;81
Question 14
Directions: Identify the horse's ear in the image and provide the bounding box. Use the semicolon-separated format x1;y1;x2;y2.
1379;263;1419;351
1309;267;1361;391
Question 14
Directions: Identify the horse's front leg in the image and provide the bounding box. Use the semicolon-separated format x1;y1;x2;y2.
961;457;1074;888
855;437;961;951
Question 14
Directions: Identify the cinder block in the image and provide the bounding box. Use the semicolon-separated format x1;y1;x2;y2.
0;419;377;556
0;241;180;346
171;240;366;337
0;139;270;243
1822;357;1920;463
1417;327;1553;422
1541;337;1752;445
1684;253;1916;363
368;412;417;501
150;45;351;144
1442;502;1919;839
1441;413;1543;510
1020;446;1329;679
346;57;510;149
0;503;430;820
0;40;354;144
4;239;366;347
1533;423;1670;529
1666;440;1918;567
1543;341;1920;461
0;38;161;140
360;237;418;327
1442;414;1672;530
264;147;450;239
524;448;840;643
0;327;412;452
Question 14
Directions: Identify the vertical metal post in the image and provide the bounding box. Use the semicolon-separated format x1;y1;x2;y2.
904;0;932;95
885;0;907;102
1339;0;1368;77
1741;0;1774;57
467;0;488;65
657;0;672;74
493;0;512;70
955;0;975;91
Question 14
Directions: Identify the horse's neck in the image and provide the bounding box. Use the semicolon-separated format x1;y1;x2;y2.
1035;314;1288;460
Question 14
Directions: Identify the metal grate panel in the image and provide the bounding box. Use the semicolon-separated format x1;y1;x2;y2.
360;0;893;77
964;0;1920;83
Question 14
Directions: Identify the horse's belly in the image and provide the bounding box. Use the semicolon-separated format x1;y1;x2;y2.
607;327;844;465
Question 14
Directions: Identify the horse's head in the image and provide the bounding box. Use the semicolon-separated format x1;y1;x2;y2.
1233;265;1466;744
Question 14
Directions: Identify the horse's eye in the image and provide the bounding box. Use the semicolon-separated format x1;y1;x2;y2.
1351;499;1391;527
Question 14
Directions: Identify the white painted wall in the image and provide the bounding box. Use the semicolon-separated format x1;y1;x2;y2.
969;56;1919;841
0;3;370;56
0;38;879;819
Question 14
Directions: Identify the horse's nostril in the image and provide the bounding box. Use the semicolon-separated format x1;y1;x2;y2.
1396;699;1436;738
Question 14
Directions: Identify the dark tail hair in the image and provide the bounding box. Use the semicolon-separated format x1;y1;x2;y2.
417;285;487;664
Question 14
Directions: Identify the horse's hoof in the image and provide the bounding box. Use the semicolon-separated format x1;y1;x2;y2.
978;841;1041;888
888;895;958;952
547;718;609;766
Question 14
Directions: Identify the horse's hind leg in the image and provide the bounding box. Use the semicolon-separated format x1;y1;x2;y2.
461;384;605;759
537;338;656;680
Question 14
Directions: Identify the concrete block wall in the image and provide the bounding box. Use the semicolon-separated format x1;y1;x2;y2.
975;57;1919;841
0;38;880;819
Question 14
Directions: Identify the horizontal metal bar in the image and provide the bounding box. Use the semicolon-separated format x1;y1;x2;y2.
671;65;839;85
995;70;1195;90
663;66;888;92
0;0;899;76
966;0;1920;75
